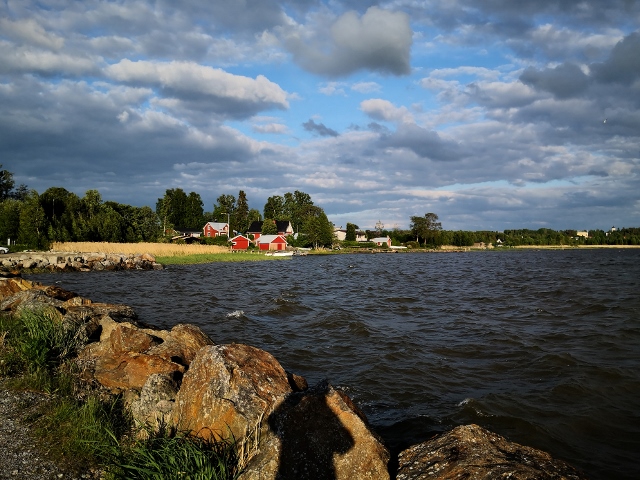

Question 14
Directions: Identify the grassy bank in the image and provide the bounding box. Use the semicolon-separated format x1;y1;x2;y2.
0;309;241;479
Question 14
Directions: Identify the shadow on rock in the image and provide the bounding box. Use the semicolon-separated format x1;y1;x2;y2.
268;380;354;479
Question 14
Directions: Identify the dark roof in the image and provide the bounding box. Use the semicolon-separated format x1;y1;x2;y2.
247;221;263;233
247;220;292;233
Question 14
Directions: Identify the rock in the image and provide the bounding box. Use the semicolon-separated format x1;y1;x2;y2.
0;277;38;301
92;350;185;392
172;344;293;443
128;373;179;436
396;424;586;480
147;323;214;367
240;380;390;480
78;319;183;392
109;323;161;354
1;289;65;313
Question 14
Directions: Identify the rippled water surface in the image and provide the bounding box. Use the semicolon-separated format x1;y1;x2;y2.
28;249;640;479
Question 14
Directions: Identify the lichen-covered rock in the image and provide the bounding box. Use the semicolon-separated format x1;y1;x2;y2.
147;323;214;367
396;424;586;480
92;350;185;392
128;373;179;436
172;344;293;443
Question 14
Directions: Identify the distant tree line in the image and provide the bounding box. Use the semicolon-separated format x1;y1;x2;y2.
3;165;639;250
0;165;335;249
349;213;640;248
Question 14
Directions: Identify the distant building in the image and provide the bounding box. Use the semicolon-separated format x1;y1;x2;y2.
371;236;392;247
203;222;229;238
230;235;251;250
247;220;294;241
576;231;589;238
256;234;288;251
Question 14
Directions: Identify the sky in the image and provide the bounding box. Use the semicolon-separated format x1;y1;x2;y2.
2;1;639;231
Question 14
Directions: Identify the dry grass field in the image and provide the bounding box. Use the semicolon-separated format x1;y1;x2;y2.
51;242;229;257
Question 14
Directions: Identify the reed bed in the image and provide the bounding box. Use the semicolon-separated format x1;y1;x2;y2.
51;242;229;257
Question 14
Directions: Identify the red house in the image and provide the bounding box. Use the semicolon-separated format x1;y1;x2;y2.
203;222;229;238
230;235;250;250
256;235;288;251
247;220;294;241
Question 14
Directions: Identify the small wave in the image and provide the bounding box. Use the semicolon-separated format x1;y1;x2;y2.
226;310;245;318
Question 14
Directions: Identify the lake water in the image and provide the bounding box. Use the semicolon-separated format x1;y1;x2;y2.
27;249;640;479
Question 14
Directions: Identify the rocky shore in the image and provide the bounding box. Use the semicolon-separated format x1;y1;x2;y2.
0;272;587;479
0;252;163;274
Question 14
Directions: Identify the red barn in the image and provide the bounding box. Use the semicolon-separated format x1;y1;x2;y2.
256;235;288;251
230;235;250;250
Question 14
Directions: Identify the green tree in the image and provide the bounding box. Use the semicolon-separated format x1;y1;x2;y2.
41;187;82;243
0;199;21;244
213;194;236;229
345;223;358;241
261;218;278;235
156;188;192;232
0;165;28;201
18;190;48;248
185;192;204;230
0;166;15;201
300;206;333;249
234;190;250;234
410;213;443;247
263;195;284;221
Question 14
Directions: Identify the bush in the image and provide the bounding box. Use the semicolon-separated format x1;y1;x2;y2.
202;236;231;246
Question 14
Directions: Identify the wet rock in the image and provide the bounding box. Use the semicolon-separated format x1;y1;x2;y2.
396;424;586;480
240;380;390;480
172;343;293;443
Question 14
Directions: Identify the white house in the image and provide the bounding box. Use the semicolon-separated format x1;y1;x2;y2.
371;236;392;247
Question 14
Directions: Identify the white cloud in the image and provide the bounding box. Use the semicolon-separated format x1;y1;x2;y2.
105;60;289;108
351;81;382;93
360;99;414;124
0;17;65;50
283;7;413;77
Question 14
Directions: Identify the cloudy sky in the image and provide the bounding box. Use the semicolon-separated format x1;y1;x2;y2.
2;1;639;231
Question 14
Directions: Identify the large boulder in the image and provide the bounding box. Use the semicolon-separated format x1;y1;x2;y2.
239;380;390;480
147;323;214;367
172;344;294;443
396;424;586;480
79;321;184;392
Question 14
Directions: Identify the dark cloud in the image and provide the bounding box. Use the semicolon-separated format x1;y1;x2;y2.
382;124;464;162
520;63;589;99
303;119;339;137
591;32;640;85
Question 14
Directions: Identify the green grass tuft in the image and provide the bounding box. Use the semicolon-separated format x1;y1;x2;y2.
106;431;241;480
